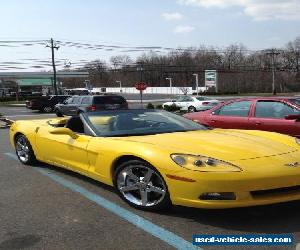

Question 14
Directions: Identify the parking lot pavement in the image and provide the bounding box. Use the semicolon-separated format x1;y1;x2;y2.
0;103;156;119
0;106;56;119
1;108;300;249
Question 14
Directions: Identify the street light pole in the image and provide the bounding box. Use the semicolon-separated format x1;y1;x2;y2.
137;62;144;82
165;78;172;95
116;80;122;92
192;74;199;96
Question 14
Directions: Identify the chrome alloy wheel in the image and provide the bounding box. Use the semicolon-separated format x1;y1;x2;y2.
43;106;53;113
117;165;167;207
16;135;30;163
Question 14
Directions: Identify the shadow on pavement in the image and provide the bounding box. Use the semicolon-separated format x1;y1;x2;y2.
32;162;300;234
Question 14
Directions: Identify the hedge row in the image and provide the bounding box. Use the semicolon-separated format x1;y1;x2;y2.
146;103;181;112
192;91;238;95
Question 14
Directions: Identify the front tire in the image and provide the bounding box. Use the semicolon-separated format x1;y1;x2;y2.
15;134;36;165
114;160;171;211
55;109;64;117
43;106;53;113
188;106;196;112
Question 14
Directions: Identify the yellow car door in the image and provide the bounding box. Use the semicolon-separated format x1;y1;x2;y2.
36;127;91;175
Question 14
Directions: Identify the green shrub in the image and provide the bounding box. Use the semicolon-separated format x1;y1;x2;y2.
155;104;163;109
193;91;238;96
146;103;155;109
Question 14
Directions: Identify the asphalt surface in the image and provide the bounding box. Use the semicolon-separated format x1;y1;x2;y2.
0;106;300;250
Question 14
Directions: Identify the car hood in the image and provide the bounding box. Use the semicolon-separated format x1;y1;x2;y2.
116;129;298;161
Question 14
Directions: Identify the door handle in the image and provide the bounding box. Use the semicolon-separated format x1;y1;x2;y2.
210;120;217;123
255;121;262;125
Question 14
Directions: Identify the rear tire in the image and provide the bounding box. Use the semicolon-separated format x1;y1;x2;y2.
15;134;36;165
113;160;171;211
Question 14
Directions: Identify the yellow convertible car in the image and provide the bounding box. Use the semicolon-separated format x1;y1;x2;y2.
9;109;300;211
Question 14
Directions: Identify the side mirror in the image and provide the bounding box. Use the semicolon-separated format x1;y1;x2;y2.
50;127;79;139
285;114;300;121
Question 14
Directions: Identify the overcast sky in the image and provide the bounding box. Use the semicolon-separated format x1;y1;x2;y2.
0;0;299;71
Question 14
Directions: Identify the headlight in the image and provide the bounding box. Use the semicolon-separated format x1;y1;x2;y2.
296;138;300;145
171;154;241;172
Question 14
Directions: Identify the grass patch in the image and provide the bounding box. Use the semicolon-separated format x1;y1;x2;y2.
0;101;26;106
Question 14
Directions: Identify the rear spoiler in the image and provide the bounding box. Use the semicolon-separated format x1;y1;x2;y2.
0;117;15;128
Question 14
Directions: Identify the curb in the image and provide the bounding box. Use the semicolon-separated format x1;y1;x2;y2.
1;104;26;107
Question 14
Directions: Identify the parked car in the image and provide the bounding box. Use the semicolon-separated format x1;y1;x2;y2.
9;109;300;210
162;95;219;112
184;97;300;138
26;95;70;113
54;95;128;117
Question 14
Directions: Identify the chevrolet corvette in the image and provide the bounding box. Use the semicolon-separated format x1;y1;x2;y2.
9;109;300;211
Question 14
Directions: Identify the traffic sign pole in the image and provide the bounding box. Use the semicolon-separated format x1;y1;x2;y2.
135;82;147;108
140;90;143;107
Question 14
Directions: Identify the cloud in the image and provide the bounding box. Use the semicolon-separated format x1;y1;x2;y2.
162;12;184;21
174;25;195;33
178;0;300;21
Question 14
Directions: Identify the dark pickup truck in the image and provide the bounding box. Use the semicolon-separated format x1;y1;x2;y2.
26;95;70;113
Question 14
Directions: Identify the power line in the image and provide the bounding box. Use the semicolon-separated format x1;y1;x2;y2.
0;38;299;73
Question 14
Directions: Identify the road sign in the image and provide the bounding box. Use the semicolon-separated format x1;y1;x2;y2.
135;82;147;91
135;82;147;107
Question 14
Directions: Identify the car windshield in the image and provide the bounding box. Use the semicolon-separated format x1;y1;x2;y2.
196;96;210;101
289;98;300;106
84;110;207;137
174;96;186;101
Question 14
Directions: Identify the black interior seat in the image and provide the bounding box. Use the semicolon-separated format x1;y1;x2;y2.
65;116;84;133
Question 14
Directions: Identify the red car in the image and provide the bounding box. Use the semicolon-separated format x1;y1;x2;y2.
184;97;300;138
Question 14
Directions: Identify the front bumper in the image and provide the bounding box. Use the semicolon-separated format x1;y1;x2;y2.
164;152;300;209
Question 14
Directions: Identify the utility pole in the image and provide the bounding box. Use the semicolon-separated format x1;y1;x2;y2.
46;38;59;95
265;49;280;95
